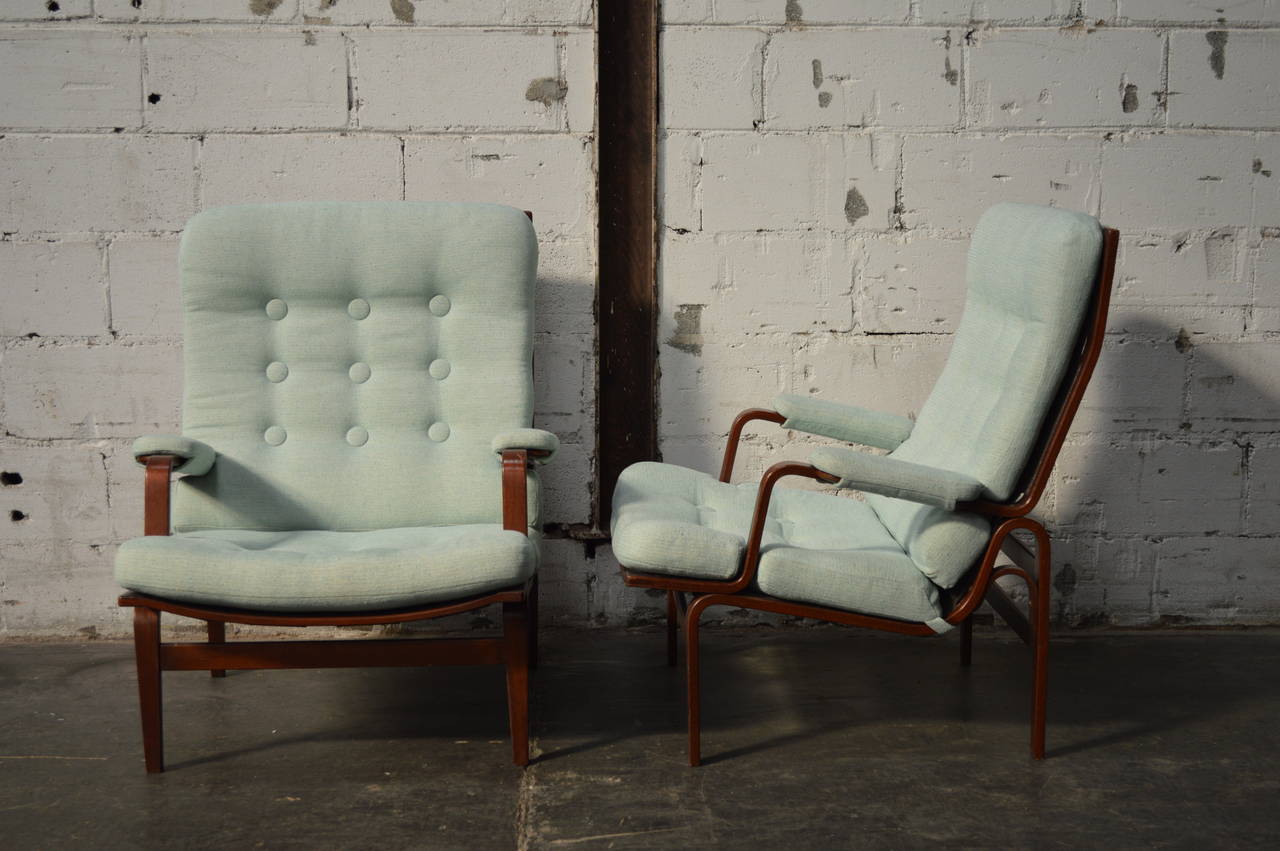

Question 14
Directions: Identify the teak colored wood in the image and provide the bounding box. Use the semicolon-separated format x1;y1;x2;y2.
121;448;540;772
624;227;1120;765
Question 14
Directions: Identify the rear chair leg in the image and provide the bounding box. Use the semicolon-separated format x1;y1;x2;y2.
132;606;164;773
959;616;973;667
1031;532;1052;759
503;600;530;767
666;590;678;667
208;620;226;678
527;577;539;671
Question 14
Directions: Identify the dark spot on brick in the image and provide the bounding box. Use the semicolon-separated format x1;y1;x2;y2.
785;0;802;23
1121;83;1139;112
147;93;161;104
1053;564;1077;597
0;472;21;486
46;1;60;12
818;91;832;108
811;59;823;89
1254;158;1272;177
389;0;414;23
668;304;705;355
1;600;18;606
10;510;27;522
112;127;124;133
250;0;283;15
1206;31;1227;79
78;625;98;639
132;0;142;7
844;186;869;224
1174;327;1193;353
942;55;958;86
525;77;568;106
1049;180;1070;191
303;31;317;46
472;153;502;161
1197;175;1222;182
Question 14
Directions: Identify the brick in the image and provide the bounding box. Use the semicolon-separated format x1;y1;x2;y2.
534;238;595;336
1120;1;1280;23
1073;341;1185;433
1101;134;1255;231
505;0;593;24
660;338;795;439
107;236;182;336
1188;341;1280;425
916;0;1085;23
765;29;961;129
534;333;589;441
793;335;953;420
662;28;763;131
97;0;299;20
537;441;591;524
701;133;895;231
1154;538;1280;623
356;32;562;131
902;134;1100;230
680;0;908;23
1114;232;1247;306
856;233;969;332
0;0;91;19
970;29;1163;128
1170;31;1280;128
1047;535;1156;627
1246;445;1280;533
1055;440;1243;535
1254;135;1280;228
404;134;594;238
0;240;107;337
660;232;856;335
300;0;501;25
660;132;702;232
0;31;141;130
1254;232;1280;309
0;443;111;543
563;31;596;134
0;541;120;635
145;32;347;131
200;134;402;207
0;342;182;439
0;134;196;232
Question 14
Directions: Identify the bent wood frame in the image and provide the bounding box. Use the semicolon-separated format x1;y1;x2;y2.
121;448;547;773
623;227;1119;766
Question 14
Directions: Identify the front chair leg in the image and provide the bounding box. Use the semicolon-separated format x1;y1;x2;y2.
208;620;227;678
132;606;164;773
503;600;530;766
1031;537;1052;760
686;595;715;767
959;615;973;668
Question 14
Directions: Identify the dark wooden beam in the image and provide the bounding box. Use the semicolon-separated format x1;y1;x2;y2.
596;0;659;528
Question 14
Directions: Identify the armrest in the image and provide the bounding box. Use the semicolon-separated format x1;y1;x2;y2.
809;446;984;511
132;435;216;476
491;429;558;463
774;394;914;451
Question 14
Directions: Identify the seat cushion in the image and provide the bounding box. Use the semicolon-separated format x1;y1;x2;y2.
115;525;536;612
612;462;943;624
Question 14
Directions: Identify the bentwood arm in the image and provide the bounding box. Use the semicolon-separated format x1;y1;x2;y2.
494;429;557;535
132;436;216;537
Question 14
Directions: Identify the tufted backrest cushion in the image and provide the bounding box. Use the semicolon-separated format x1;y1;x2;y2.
868;203;1103;587
171;202;538;533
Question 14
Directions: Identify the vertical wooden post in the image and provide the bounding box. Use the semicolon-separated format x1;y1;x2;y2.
597;0;660;527
133;606;164;773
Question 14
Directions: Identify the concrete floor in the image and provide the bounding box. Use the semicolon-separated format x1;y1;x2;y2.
2;628;1278;849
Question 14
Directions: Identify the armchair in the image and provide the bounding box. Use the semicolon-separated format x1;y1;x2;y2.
611;203;1119;764
115;202;553;771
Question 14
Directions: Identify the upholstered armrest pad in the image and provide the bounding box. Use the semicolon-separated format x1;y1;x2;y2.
132;435;216;476
809;446;983;511
774;394;914;451
491;428;559;463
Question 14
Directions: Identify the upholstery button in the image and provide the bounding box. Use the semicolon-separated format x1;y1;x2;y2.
428;422;450;442
428;358;451;380
346;426;369;447
266;299;288;320
264;426;287;446
428;295;451;317
347;298;370;320
266;362;289;383
349;362;371;384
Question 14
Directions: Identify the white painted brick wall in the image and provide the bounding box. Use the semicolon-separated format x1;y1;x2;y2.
659;2;1280;628
4;1;1280;634
0;3;596;636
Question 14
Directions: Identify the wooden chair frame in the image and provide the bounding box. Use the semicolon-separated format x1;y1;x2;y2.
622;228;1119;765
121;447;548;772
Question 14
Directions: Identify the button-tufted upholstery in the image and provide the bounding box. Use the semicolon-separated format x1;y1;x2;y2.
117;202;548;611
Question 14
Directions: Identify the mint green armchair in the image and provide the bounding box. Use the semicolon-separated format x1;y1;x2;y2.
115;202;555;771
611;203;1119;764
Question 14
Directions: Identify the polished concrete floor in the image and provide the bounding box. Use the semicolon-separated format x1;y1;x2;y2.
2;627;1278;849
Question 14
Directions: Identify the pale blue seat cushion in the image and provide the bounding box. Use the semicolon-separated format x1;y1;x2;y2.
116;525;537;612
611;462;942;623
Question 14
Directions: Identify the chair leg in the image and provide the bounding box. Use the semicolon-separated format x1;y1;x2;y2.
666;590;678;667
686;595;714;767
959;615;973;668
208;620;227;678
527;577;539;671
132;606;164;773
503;600;530;767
